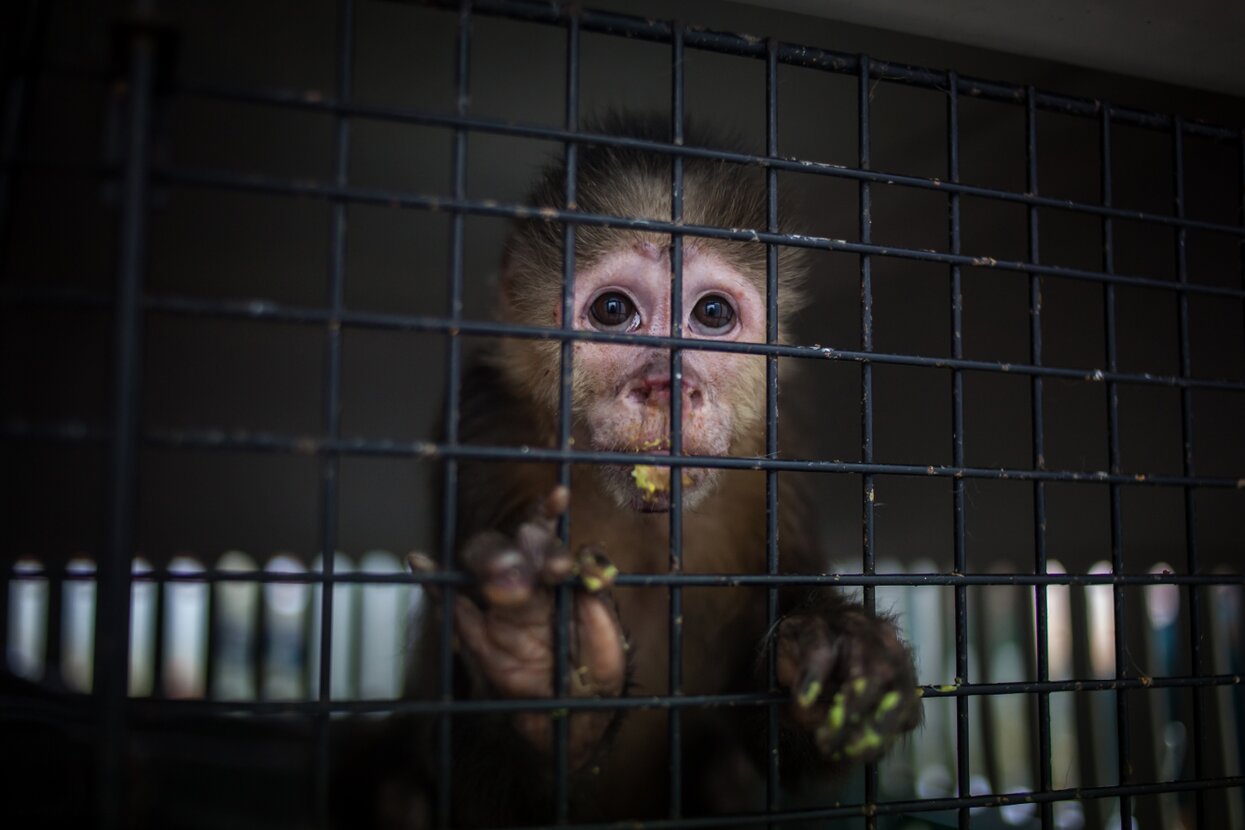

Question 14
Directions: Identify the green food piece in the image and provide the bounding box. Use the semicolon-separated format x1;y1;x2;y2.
852;677;868;695
843;726;882;758
875;690;901;716
827;692;846;732
797;679;822;709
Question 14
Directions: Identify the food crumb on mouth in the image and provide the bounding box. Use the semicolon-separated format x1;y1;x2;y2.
631;465;669;502
631;465;694;502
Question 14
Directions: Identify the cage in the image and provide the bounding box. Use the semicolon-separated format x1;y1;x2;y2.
2;0;1244;828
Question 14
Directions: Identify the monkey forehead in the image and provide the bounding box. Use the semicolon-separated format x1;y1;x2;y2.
568;244;766;337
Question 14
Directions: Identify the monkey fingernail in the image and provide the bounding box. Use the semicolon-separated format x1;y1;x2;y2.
542;551;575;584
407;551;437;573
543;485;571;520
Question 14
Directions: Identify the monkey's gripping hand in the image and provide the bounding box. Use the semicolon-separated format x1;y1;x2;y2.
774;609;921;765
417;487;627;770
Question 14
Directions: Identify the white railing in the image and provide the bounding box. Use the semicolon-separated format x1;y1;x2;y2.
6;551;422;702
4;555;1242;828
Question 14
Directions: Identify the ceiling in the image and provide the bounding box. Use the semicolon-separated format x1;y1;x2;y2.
750;0;1245;98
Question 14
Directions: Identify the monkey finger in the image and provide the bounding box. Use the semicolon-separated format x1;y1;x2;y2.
867;686;919;739
540;546;575;585
570;593;627;697
406;551;444;605
461;530;538;609
574;545;617;594
774;615;833;697
540;485;571;522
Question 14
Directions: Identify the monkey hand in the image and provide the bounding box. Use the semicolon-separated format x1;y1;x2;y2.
412;486;627;770
774;609;921;765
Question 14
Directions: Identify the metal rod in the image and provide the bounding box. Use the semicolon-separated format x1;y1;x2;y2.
1100;100;1133;830
857;52;880;830
11;564;1240;589
666;19;686;822
9;419;1245;489
435;2;472;825
1172;115;1206;827
947;67;972;830
312;0;353;822
764;36;782;826
1025;85;1053;830
14;284;1245;391
94;9;157;827
139;165;1245;300
552;7;581;822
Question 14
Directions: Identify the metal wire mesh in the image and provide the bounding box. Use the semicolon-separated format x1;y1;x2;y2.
2;0;1244;828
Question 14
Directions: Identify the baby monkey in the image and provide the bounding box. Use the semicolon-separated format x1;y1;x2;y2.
395;113;920;827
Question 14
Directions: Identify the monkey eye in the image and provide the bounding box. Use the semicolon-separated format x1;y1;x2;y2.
589;291;640;330
691;294;736;334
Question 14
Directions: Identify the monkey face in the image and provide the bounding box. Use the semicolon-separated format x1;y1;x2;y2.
566;241;769;512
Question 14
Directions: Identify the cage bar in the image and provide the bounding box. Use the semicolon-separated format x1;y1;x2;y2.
763;35;782;824
1025;85;1054;830
434;1;474;825
1098;99;1135;830
666;19;687;822
946;66;973;830
1172;115;1207;827
93;9;159;827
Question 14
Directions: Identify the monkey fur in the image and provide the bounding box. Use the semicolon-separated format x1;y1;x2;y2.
335;112;920;829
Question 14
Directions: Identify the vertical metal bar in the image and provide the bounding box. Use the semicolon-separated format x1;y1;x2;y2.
666;19;686;822
95;9;157;828
1025;86;1053;830
315;0;353;822
857;53;879;829
764;38;782;826
947;69;972;830
437;3;471;825
44;567;64;686
1172;116;1205;825
552;8;580;823
1100;102;1133;830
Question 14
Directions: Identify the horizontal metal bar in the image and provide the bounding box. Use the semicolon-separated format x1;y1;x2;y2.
410;0;1241;143
169;82;1245;238
0;672;1220;718
150;166;1245;300
6;282;1245;392
6;419;1244;488
8;565;1240;588
482;775;1245;830
11;10;1243;146
10;158;1245;297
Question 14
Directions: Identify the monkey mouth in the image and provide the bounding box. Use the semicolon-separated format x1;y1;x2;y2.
603;458;711;513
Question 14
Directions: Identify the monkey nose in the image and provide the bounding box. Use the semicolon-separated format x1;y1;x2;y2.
629;376;703;409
